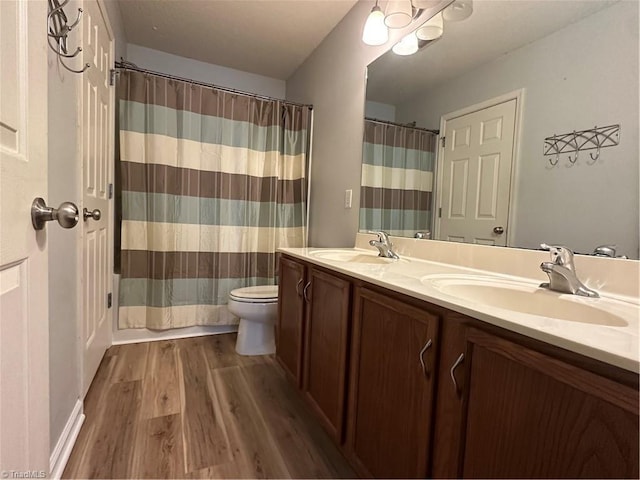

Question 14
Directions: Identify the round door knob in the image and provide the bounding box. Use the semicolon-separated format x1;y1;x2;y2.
493;226;505;235
31;197;79;230
83;207;102;221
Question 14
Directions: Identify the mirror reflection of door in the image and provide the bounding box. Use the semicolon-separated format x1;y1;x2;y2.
436;98;517;246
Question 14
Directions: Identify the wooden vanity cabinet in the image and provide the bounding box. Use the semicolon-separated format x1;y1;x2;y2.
276;255;306;386
302;267;351;442
277;255;352;442
433;314;640;479
346;286;440;478
277;254;639;479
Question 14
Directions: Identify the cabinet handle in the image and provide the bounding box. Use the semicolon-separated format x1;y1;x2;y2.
419;338;433;378
296;278;304;297
303;281;311;303
450;353;465;394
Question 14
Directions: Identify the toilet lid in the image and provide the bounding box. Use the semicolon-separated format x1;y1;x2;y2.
229;285;279;303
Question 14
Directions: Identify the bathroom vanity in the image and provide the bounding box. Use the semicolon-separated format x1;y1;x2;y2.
276;239;639;479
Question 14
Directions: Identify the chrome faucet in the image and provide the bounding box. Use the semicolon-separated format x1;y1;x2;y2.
539;243;599;298
368;230;400;259
593;244;628;259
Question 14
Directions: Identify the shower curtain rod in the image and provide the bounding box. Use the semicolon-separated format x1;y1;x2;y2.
114;60;313;110
365;117;439;135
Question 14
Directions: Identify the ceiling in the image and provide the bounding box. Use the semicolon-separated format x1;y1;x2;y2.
117;0;359;80
367;0;618;105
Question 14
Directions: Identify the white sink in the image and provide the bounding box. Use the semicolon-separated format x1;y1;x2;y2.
421;275;630;327
309;249;408;265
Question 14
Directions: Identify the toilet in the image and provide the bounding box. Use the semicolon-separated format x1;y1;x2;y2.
227;285;279;355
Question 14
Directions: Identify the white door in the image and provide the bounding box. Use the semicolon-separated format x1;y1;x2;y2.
0;0;50;472
81;0;113;395
437;99;517;245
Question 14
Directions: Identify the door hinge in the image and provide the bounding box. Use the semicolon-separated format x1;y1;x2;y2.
440;136;446;148
109;69;117;86
107;293;112;309
438;207;442;218
108;183;113;199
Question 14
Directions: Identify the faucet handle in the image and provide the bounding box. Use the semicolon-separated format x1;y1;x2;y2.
540;243;575;268
368;230;391;244
593;245;617;257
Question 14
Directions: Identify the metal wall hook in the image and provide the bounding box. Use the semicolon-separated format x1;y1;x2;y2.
67;7;84;30
47;0;90;74
567;131;579;164
543;124;620;167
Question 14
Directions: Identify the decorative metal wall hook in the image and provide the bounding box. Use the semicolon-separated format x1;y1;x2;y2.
543;124;620;167
47;0;90;74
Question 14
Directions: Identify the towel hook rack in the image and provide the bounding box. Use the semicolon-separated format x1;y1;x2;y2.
47;0;90;74
543;124;620;167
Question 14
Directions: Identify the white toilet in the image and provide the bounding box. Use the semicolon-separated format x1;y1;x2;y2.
227;285;279;355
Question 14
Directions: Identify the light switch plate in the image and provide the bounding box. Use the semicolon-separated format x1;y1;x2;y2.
345;189;353;209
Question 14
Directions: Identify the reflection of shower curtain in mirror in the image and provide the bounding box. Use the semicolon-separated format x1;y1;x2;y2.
360;120;436;237
117;70;311;329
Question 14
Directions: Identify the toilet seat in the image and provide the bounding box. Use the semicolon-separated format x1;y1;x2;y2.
229;285;279;303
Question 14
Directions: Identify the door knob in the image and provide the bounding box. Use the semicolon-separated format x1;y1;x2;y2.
493;226;505;235
83;207;102;221
31;197;79;230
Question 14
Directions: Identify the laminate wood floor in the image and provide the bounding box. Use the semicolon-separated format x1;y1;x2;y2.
63;334;355;479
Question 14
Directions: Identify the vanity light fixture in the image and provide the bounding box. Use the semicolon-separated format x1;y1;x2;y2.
392;31;419;55
416;11;443;40
362;0;389;46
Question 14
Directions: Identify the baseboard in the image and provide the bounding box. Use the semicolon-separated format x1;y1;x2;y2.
49;399;85;479
112;324;238;345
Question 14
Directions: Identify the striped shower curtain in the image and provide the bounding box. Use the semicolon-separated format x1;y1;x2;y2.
117;70;310;329
360;120;436;237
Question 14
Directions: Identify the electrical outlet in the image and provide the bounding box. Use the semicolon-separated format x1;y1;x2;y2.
345;189;353;209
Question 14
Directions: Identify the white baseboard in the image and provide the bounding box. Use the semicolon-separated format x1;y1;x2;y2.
112;324;238;345
49;399;85;479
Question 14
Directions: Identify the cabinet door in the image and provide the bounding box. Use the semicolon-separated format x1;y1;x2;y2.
276;256;306;386
461;328;639;479
303;268;351;442
347;287;440;478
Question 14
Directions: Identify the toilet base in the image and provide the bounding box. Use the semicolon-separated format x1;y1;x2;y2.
235;318;276;356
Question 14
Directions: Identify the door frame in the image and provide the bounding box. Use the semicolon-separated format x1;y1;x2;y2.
434;89;525;246
76;0;116;397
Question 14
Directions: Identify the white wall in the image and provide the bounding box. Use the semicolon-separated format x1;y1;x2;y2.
365;100;396;122
395;1;639;258
126;44;286;99
286;0;449;247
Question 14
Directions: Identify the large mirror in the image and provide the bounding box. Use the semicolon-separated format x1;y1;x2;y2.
361;0;639;259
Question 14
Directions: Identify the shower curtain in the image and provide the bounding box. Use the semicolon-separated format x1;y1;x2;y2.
117;70;311;329
360;120;436;237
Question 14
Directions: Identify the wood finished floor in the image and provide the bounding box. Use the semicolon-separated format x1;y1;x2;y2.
63;334;355;479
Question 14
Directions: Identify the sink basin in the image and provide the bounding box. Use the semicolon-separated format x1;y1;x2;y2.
309;249;407;265
422;275;629;327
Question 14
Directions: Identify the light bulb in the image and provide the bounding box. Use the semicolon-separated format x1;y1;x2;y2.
416;12;443;40
392;32;419;56
362;5;389;46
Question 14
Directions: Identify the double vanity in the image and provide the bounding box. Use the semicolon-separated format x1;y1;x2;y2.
275;234;639;478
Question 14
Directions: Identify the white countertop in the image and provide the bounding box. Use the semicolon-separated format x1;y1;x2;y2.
278;247;640;374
